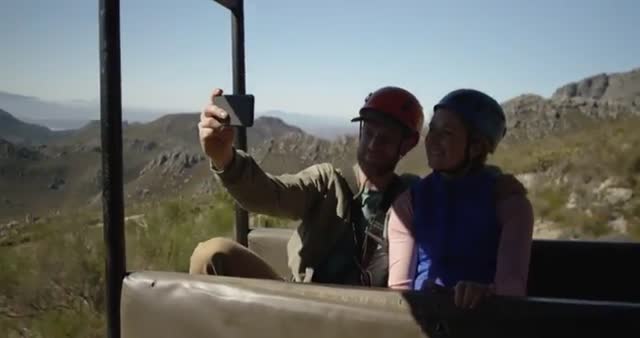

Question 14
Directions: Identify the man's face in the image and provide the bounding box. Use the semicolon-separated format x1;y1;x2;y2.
357;119;407;177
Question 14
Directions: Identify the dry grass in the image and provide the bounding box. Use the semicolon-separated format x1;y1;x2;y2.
491;117;640;240
0;191;244;337
3;117;640;335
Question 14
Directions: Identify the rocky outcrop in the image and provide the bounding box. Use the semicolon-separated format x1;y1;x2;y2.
552;68;640;104
125;138;158;153
593;178;633;205
0;138;41;160
503;68;640;142
48;177;65;190
139;150;205;176
503;95;637;141
552;73;610;100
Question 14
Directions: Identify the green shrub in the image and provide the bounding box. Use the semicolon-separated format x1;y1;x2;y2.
530;186;569;221
1;193;240;337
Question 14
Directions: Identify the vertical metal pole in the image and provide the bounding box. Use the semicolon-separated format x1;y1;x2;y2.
99;0;126;337
231;0;249;247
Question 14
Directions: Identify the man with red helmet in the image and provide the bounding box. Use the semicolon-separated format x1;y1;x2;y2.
192;86;424;286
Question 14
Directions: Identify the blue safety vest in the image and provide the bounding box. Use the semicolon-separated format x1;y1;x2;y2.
410;168;501;290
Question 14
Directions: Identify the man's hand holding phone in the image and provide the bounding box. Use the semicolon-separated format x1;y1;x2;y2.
198;88;254;170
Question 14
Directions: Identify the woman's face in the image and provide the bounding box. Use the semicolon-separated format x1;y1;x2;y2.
425;108;469;171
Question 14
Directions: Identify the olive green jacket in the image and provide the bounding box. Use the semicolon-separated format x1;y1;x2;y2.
213;149;416;284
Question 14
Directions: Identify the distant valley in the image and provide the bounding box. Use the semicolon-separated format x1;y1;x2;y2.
1;66;640;241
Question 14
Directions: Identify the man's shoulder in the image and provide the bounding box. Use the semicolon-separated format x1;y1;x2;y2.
294;162;355;192
297;162;343;179
397;172;421;186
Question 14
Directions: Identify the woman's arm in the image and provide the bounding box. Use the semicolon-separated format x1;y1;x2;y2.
456;175;534;308
494;187;535;296
387;190;418;289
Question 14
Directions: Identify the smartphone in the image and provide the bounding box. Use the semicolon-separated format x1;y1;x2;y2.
213;94;255;127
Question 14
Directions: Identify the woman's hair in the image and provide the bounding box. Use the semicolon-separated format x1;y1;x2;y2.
458;117;492;171
468;132;490;167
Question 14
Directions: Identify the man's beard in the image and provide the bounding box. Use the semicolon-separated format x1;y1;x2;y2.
357;149;398;178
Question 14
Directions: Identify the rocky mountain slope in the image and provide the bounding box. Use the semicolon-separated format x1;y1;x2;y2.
0;113;310;223
0;109;55;144
1;67;640;240
552;68;640;103
501;67;640;142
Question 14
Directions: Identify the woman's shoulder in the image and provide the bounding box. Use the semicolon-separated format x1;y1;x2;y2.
494;172;529;202
482;165;528;201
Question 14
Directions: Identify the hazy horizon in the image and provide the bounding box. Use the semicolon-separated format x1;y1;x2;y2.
1;0;639;120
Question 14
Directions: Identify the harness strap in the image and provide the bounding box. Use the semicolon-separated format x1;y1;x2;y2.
357;175;411;285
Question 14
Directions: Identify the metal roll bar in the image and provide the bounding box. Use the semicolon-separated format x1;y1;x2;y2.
98;1;247;337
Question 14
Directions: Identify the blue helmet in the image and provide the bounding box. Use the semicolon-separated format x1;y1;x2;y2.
433;89;506;152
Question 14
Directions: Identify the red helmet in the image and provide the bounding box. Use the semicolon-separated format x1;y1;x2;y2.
351;86;424;136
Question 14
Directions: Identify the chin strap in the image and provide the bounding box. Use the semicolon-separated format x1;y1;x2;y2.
435;137;475;178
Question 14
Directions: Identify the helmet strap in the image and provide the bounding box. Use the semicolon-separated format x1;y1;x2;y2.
394;140;404;162
436;134;478;178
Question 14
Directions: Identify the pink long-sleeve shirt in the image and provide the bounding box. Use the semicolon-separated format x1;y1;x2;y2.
387;177;534;296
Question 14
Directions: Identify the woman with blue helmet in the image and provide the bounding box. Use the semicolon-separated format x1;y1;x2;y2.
387;89;534;309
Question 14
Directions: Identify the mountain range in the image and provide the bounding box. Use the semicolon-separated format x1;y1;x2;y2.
0;91;358;139
1;66;639;228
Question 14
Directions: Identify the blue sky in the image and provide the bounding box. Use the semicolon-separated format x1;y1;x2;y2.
1;0;638;119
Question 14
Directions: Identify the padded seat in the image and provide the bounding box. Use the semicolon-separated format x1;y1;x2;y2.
120;271;424;338
248;227;294;279
120;271;639;338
